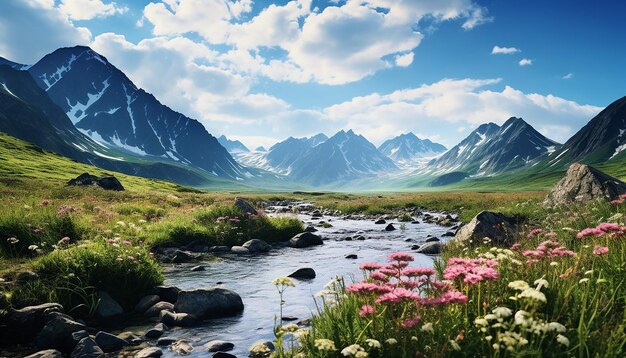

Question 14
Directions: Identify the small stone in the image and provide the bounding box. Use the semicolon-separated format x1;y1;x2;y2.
159;311;198;327
94;331;128;352
154;286;180;303
242;239;271;253
425;237;440;243
345;254;357;259
144;323;167;339
288;232;323;248
144;301;174;317
209;246;230;253
156;337;177;346
230;246;250;254
116;332;143;346
70;337;104;358
135;347;163;358
288;268;316;279
374;218;386;224
171;340;194;355
135;295;160;313
95;291;123;319
416;241;442;255
281;316;298;321
384;223;396;231
204;340;234;352
212;352;236;358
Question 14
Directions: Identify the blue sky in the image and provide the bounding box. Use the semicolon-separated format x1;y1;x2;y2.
1;0;624;149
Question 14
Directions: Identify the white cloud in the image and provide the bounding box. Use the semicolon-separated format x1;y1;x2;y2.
562;72;574;80
322;78;602;145
492;45;520;55
395;52;414;67
0;0;91;64
141;0;491;85
59;0;128;20
519;58;533;66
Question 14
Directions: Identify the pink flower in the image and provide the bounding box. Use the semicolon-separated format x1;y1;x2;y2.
40;200;50;206
401;315;421;329
402;267;436;277
347;283;392;295
376;288;419;304
610;199;624;205
593;246;609;255
360;262;384;271
577;228;604;238
620;194;626;199
511;243;521;250
359;304;376;317
443;257;499;284
596;223;622;232
369;271;388;281
527;228;543;238
387;252;414;262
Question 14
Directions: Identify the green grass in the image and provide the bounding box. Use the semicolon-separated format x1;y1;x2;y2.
278;199;626;357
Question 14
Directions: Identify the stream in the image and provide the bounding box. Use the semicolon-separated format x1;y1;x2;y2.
155;210;453;357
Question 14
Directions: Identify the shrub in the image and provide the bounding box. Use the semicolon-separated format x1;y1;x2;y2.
34;240;163;310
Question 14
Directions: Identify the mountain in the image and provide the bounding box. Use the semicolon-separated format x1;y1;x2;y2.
0;64;217;186
378;133;447;162
27;46;243;179
288;130;398;186
541;96;625;168
255;146;266;152
0;57;28;70
428;117;559;176
217;135;249;153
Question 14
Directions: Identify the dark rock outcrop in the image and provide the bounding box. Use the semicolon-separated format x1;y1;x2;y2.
67;173;124;191
453;211;517;246
94;331;128;352
205;340;234;352
36;316;87;352
543;163;626;207
288;268;316;279
174;288;244;319
288;232;323;248
70;337;104;358
135;347;163;358
242;239;271;253
234;198;257;215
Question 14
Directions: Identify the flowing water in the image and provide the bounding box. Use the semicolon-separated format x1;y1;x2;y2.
158;211;452;357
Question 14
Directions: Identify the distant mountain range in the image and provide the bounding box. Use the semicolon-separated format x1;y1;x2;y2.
428;117;559;177
378;133;447;162
0;45;624;190
218;135;249;153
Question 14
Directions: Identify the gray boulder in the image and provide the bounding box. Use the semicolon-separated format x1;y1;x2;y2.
544;163;626;207
36;316;87;352
288;232;323;248
205;340;234;352
135;347;163;358
135;294;160;313
416;241;442;255
174;288;244;319
24;349;64;358
453;211;517;246
234;198;257;215
170;250;200;263
230;246;250;254
94;331;128;352
242;239;271;253
95;291;123;319
144;301;174;317
70;337;104;358
154;286;180;303
288;268;316;279
385;223;396;231
159;311;198;327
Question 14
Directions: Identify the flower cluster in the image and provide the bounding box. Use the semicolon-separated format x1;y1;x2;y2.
443;257;500;284
576;222;626;238
522;240;575;263
609;193;626;204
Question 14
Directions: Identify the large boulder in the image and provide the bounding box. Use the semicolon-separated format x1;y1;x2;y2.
174;288;244;319
205;340;234;352
453;211;517;247
242;239;271;253
288;232;323;248
288;268;316;279
70;337;104;358
94;331;128;352
544;163;626;207
67;173;124;191
36;316;87;352
144;301;174;317
135;295;161;313
3;303;64;343
94;291;123;319
415;241;442;255
234;198;257;215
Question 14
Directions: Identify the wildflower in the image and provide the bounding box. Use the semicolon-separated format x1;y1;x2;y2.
272;277;295;287
576;228;604;238
556;334;570;347
365;339;381;349
411;336;418;342
593;246;609;255
597;278;607;284
314;339;337;351
293;329;309;339
578;278;589;284
449;340;461;351
347;283;391;295
249;342;271;355
527;228;543;238
493;307;513;318
280;323;299;333
28;244;39;251
550;261;559;266
387;252;414;262
7;237;19;245
402;267;435;277
359;304;376;317
40;200;50;206
341;344;364;356
548;322;566;333
421;322;434;334
534;278;549;290
401;315;421;329
510;243;521;250
518;288;546;303
355;352;368;358
508;280;529;291
385;338;398;345
584;270;594;276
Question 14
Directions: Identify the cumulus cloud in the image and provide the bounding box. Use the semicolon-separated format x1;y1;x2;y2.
59;0;128;20
519;58;533;66
322;78;602;145
492;45;520;55
140;0;492;85
0;0;91;64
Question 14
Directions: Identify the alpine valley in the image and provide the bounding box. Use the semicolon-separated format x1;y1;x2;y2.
1;46;625;191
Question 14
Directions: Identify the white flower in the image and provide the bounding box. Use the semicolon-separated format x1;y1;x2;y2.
314;339;337;351
578;278;590;284
518;288;546;303
549;261;559;267
584;270;594;276
341;344;364;356
534;278;549;290
385;338;398;345
293;329;309;340
508;280;530;291
556;334;570;347
548;322;566;333
597;278;607;284
449;340;461;351
493;307;513;318
273;277;295;287
421;323;434;334
514;310;531;326
474;318;489;327
355;352;368;358
365;339;381;349
280;323;299;333
249;342;271;354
